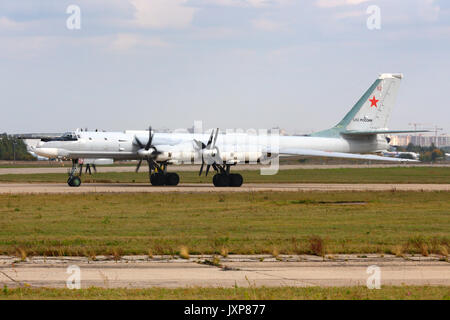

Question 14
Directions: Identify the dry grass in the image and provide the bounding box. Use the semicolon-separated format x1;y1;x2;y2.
179;246;190;259
1;286;449;300
392;245;404;257
309;236;325;256
112;248;122;261
16;248;27;261
271;247;279;258
201;256;221;267
439;245;448;257
420;244;429;257
220;247;229;257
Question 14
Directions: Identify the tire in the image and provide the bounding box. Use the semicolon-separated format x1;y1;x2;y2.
213;174;220;187
213;174;229;187
165;173;180;186
229;174;243;187
150;173;166;186
68;176;81;187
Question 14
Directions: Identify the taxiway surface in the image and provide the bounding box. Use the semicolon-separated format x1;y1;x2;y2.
0;182;449;193
0;255;448;288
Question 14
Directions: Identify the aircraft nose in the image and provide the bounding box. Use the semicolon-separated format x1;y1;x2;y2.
34;147;59;158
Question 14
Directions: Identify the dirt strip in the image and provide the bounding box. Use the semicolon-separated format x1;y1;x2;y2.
0;255;448;288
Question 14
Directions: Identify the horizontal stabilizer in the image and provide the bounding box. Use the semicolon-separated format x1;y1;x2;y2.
342;130;430;136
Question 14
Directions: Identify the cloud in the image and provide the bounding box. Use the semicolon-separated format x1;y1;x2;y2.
315;0;370;8
190;0;292;8
332;10;365;20
251;18;286;31
418;0;440;22
130;0;198;29
0;16;25;30
110;33;170;52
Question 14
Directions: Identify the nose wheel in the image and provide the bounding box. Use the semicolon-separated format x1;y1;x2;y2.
68;176;81;187
67;159;82;187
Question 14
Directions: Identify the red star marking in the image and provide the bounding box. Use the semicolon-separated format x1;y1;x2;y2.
369;96;379;108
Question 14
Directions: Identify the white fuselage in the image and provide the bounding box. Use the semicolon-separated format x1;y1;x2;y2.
34;130;388;163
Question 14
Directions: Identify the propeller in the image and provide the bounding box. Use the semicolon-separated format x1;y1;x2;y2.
195;128;220;176
134;126;161;173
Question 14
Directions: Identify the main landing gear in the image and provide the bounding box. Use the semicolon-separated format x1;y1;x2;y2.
147;160;179;186
210;164;243;187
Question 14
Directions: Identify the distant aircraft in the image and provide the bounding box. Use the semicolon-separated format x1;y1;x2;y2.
31;73;426;187
382;151;420;160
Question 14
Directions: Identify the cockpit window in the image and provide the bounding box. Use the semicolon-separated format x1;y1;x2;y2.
40;132;78;142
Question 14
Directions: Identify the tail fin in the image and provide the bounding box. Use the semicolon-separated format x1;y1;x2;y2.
311;73;403;137
336;73;403;131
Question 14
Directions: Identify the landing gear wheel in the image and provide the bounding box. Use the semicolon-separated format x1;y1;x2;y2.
68;176;81;187
165;172;180;186
150;173;166;186
229;174;243;187
212;174;219;187
213;174;229;187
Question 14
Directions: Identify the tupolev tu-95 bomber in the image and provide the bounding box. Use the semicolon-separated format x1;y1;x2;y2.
30;73;425;187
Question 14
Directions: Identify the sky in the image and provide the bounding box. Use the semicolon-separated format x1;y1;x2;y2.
1;0;449;134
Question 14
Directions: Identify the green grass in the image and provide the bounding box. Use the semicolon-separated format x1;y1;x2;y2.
0;191;448;256
0;286;448;300
0;167;449;184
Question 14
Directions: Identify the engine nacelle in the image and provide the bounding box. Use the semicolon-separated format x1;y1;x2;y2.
157;150;270;165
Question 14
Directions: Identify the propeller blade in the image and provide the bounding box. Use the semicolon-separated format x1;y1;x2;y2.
211;128;219;148
193;139;206;150
206;129;215;148
135;136;144;148
135;159;142;173
205;164;211;176
145;126;153;150
199;163;204;176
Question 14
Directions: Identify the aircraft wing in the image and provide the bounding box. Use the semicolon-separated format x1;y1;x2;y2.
277;148;419;162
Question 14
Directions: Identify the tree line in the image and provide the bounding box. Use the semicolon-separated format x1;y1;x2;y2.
0;133;36;161
398;143;448;162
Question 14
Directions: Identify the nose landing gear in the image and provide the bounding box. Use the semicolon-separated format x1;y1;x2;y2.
67;159;82;187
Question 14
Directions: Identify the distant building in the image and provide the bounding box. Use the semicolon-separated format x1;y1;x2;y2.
390;134;450;147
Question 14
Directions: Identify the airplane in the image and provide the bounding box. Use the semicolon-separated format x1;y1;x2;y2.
382;151;420;160
30;73;427;187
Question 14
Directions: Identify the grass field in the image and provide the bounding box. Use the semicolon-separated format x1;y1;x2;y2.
0;286;448;300
0;191;448;256
0;167;449;184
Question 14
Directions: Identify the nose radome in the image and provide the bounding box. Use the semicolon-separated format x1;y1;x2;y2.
34;148;59;158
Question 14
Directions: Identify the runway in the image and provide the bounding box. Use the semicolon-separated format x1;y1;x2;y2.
0;255;448;288
0;182;449;193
